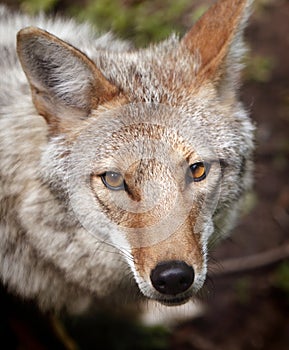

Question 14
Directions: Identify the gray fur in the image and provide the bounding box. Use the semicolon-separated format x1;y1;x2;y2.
0;1;254;315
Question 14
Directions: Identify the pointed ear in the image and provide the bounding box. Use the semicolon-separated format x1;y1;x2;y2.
17;27;119;133
181;0;252;97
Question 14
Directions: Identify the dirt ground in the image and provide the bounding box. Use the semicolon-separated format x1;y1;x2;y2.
0;0;289;349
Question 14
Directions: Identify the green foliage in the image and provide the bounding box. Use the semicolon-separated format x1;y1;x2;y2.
240;190;258;216
234;277;251;305
20;0;59;14
70;0;199;47
191;4;208;22
18;0;208;47
274;262;289;298
244;54;275;83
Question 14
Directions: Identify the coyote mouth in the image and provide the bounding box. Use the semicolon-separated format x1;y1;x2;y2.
155;295;192;307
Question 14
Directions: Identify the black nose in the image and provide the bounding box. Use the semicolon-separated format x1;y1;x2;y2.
150;260;194;295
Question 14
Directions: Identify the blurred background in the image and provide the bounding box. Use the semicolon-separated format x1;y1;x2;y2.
0;0;288;349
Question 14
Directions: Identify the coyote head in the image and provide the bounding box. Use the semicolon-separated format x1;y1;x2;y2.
16;0;254;306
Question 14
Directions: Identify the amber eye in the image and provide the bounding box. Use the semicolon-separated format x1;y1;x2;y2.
188;162;210;182
101;171;125;190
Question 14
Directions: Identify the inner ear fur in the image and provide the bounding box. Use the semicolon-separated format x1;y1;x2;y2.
17;27;119;133
181;0;252;93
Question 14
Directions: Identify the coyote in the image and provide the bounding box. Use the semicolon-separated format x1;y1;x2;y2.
0;0;254;318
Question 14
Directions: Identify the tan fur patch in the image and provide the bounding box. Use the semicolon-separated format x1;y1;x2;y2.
132;217;203;280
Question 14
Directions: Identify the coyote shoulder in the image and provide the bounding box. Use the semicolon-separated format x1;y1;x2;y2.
0;0;254;315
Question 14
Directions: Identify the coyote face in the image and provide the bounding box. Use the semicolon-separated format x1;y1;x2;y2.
0;0;254;311
42;96;253;306
67;103;224;305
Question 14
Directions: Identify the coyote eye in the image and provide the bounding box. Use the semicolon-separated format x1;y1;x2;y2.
188;162;210;182
101;171;125;190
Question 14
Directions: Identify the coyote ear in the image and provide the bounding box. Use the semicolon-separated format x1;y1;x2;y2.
17;27;118;133
181;0;252;97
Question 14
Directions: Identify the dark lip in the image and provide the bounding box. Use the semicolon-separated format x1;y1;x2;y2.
155;295;191;306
